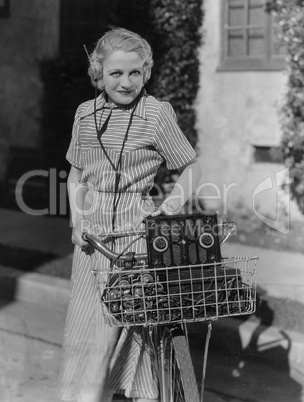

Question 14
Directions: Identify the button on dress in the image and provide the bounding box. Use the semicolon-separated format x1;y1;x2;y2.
60;91;196;401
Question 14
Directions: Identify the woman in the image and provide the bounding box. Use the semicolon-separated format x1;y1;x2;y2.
61;27;201;402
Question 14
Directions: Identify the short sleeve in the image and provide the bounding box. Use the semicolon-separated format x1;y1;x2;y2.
154;102;196;170
66;106;82;169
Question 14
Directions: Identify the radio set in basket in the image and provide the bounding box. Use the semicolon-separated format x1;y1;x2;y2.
100;213;257;326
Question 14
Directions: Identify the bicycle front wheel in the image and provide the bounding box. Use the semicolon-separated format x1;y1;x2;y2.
158;325;200;402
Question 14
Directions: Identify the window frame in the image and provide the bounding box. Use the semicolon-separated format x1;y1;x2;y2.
0;0;10;18
218;0;286;71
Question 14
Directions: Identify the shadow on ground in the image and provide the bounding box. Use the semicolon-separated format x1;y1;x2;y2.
189;289;303;402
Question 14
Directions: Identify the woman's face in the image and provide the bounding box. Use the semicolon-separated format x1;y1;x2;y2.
102;50;145;105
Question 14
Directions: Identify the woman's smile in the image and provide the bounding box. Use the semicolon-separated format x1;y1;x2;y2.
119;90;133;95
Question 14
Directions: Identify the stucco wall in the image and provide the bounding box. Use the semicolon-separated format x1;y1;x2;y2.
195;0;302;221
0;0;60;180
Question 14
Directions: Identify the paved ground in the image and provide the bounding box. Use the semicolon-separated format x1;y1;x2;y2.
0;299;62;402
0;297;231;402
0;296;303;402
1;208;304;401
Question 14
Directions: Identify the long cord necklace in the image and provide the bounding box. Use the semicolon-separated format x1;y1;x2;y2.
93;90;142;238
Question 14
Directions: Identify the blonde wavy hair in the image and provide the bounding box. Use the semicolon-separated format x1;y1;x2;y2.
88;27;154;91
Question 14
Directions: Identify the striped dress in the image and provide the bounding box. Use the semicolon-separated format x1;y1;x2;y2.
60;90;196;401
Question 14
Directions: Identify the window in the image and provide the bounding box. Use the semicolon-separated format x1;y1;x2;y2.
0;0;9;18
60;0;108;55
253;146;281;163
219;0;287;71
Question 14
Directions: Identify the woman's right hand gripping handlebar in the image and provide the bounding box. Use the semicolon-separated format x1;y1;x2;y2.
71;221;90;251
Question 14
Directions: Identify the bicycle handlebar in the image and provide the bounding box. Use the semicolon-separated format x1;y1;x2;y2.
82;220;236;263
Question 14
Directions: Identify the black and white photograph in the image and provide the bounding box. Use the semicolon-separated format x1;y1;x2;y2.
0;1;303;401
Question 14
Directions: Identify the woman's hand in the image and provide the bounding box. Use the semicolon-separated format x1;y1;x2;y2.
71;227;88;247
151;158;201;218
134;199;156;228
71;221;93;253
151;200;180;217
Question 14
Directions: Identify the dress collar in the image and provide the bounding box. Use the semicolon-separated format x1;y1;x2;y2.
95;89;147;120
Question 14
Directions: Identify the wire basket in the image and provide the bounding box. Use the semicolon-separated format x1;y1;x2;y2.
93;257;257;327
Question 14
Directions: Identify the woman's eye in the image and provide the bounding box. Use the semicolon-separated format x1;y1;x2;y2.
131;70;141;76
110;72;121;77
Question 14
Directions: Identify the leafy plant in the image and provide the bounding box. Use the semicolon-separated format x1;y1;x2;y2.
267;0;304;214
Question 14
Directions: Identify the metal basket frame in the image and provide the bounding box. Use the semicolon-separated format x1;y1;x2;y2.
93;256;257;328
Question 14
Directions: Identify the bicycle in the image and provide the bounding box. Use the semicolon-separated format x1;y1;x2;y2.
83;213;257;402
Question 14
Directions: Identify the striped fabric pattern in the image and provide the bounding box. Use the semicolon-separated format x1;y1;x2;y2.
60;91;196;401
